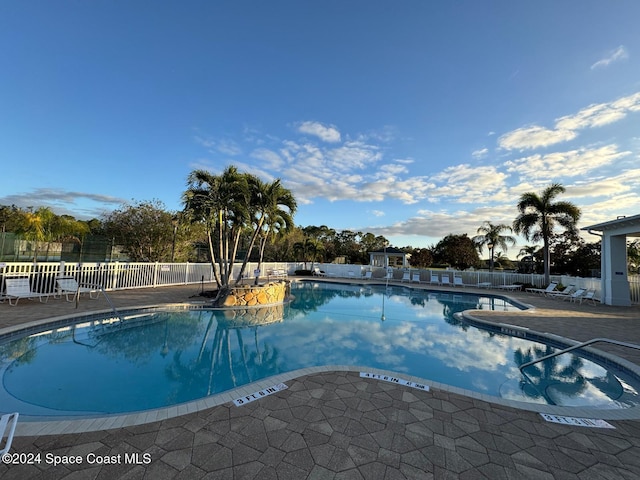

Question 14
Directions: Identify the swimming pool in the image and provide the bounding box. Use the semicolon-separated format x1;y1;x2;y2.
1;281;639;420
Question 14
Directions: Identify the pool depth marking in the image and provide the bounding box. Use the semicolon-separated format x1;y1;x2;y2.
360;372;430;391
232;383;288;406
540;414;615;429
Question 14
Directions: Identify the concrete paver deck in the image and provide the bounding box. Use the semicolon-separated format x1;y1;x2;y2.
1;280;640;479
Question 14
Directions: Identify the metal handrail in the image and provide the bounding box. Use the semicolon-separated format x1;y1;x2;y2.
519;337;640;372
74;284;124;323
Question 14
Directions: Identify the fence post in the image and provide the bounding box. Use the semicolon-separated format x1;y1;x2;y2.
111;262;119;290
153;262;159;287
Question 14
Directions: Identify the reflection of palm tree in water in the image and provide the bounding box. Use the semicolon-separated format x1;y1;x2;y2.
166;309;283;398
515;345;587;404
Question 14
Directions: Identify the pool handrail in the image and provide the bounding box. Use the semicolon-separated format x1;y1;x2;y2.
519;337;640;372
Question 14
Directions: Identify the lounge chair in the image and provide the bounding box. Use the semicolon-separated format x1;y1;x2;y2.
4;277;50;306
312;267;325;277
545;285;577;298
401;271;411;282
441;274;451;286
411;273;421;283
430;273;439;285
55;276;102;302
0;412;19;455
453;276;466;287
362;271;373;280
526;282;558;295
579;289;599;305
549;288;586;302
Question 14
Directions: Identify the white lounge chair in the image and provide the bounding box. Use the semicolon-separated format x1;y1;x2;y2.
552;284;576;297
401;271;411;282
526;282;558;295
362;271;373;280
4;277;50;306
579;289;599;305
411;273;421;283
441;274;451;286
453;276;466;287
312;267;325;277
430;273;439;285
55;276;101;302
549;288;586;301
0;412;19;455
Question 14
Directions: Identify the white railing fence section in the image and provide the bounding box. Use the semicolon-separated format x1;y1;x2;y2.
1;262;637;305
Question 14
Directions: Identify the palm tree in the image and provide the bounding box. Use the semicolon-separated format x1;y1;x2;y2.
472;222;516;272
237;177;296;284
517;245;539;274
513;183;581;284
183;166;250;289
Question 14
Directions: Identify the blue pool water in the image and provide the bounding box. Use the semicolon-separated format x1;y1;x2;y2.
1;281;639;417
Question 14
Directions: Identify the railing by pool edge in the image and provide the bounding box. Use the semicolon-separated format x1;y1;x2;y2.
0;261;638;305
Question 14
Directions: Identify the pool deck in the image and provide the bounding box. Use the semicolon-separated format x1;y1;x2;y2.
2;279;640;479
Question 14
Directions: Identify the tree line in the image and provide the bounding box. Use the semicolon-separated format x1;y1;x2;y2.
2;175;638;281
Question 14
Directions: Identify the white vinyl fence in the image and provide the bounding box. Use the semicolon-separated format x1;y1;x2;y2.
1;261;638;304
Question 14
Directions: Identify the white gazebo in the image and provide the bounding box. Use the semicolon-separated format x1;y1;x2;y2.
582;213;640;306
368;247;408;268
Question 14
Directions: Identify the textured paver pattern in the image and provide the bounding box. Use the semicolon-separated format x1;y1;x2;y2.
3;371;640;479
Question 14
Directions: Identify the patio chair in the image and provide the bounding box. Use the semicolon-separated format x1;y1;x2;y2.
453;276;466;287
430;273;439;285
4;277;50;306
55;276;102;302
525;282;558;295
312;267;325;277
549;288;586;302
411;273;421;283
362;271;373;280
579;289;599;305
401;271;411;282
0;412;19;455
545;284;577;298
441;274;451;286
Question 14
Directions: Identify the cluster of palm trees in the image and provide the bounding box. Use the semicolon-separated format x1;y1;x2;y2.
473;183;581;284
182;166;297;292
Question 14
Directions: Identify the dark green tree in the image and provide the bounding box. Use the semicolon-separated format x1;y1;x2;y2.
432;234;481;270
102;200;177;262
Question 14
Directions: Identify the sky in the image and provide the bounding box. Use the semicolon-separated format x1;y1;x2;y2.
1;1;639;252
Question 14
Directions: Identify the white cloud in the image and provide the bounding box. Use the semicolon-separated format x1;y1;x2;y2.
591;45;629;70
297;121;341;143
504;144;631;182
498;91;640;151
371;210;385;217
250;148;284;169
430;164;509;204
498;126;576;151
472;148;488;159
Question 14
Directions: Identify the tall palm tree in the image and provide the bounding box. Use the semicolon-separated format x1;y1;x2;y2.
236;176;296;284
513;183;581;284
472;222;516;271
183;166;250;289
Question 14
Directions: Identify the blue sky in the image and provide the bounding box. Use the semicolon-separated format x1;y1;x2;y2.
1;1;639;251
